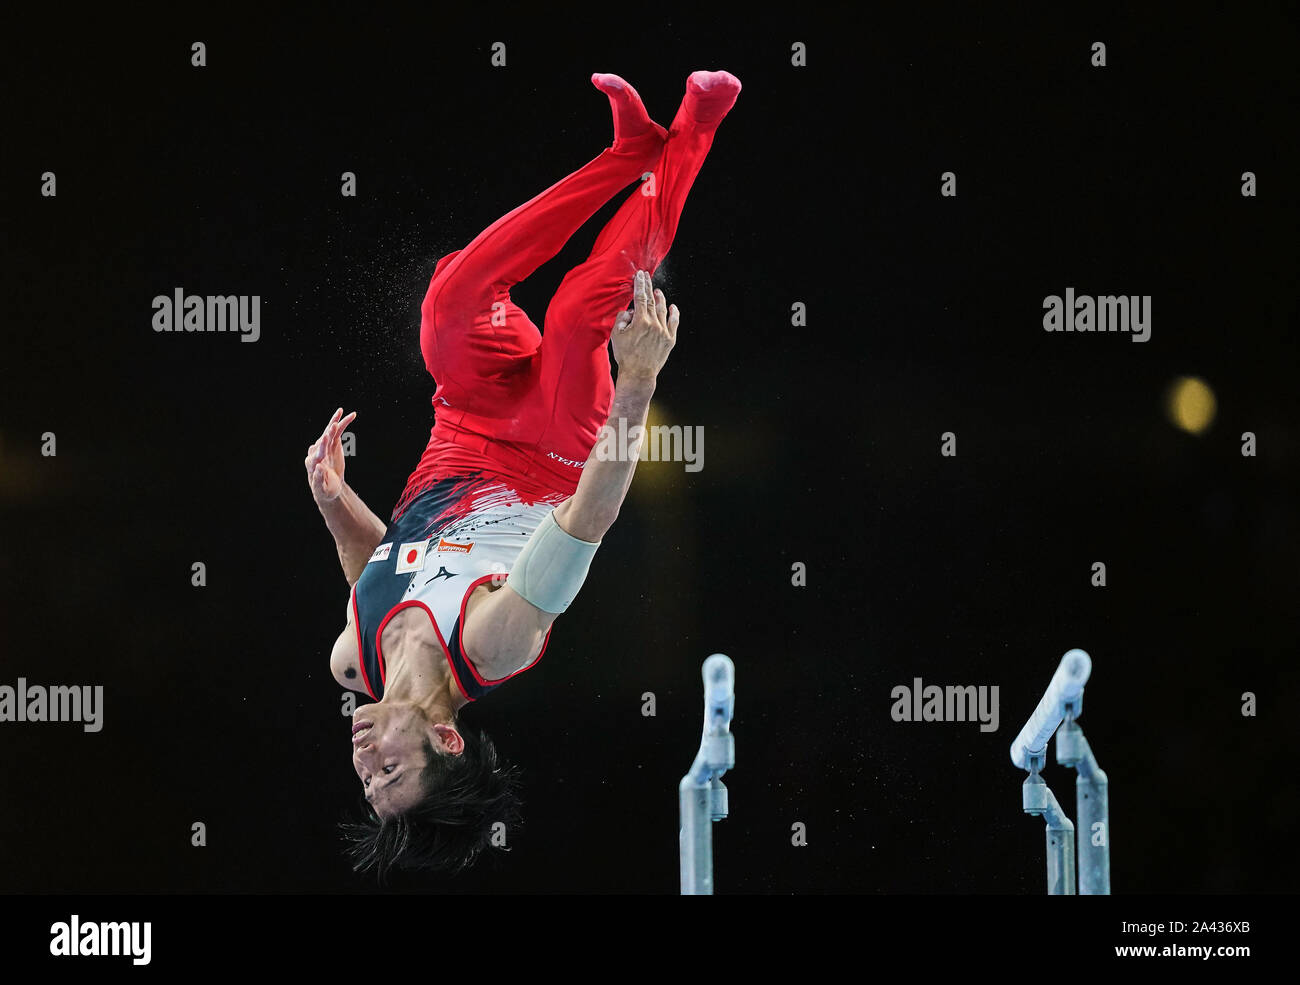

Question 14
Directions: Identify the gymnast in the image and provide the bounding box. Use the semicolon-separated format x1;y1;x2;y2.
303;70;741;876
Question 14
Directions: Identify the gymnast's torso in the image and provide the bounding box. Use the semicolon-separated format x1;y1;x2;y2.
332;475;565;703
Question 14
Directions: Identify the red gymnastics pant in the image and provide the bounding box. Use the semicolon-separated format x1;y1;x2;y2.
395;109;723;516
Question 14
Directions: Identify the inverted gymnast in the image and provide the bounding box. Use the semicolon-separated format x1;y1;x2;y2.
303;70;741;876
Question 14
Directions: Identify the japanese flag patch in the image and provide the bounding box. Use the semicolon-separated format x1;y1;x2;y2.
395;540;430;574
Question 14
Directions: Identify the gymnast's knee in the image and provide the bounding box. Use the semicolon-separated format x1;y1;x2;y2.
432;248;463;280
420;277;472;367
422;252;474;322
421;279;453;325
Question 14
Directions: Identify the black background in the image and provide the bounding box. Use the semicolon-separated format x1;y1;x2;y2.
1;7;1296;895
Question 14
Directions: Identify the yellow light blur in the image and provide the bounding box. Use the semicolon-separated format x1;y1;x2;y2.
628;400;678;496
644;401;667;432
1165;376;1216;434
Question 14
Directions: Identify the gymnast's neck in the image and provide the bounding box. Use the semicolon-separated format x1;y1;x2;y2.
379;607;467;720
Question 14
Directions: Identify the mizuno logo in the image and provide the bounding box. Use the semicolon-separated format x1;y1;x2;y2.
424;566;457;584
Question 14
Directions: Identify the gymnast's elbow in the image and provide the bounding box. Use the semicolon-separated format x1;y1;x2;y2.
554;498;618;544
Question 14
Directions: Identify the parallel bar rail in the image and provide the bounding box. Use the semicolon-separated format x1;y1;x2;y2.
1011;649;1110;895
679;654;735;895
1010;649;1091;771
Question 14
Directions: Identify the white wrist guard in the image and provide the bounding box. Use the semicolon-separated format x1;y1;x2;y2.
507;510;601;614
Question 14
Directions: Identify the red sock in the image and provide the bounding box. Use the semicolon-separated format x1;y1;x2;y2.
591;73;668;147
671;69;743;132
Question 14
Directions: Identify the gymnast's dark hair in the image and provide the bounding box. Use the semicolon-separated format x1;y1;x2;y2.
339;725;522;879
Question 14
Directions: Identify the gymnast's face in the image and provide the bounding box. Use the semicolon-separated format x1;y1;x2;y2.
351;701;454;818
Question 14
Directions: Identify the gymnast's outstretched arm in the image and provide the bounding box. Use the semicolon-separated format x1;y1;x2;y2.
461;269;679;669
305;408;387;586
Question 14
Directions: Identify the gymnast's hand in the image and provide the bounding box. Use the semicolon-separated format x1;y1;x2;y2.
611;269;679;384
305;407;357;502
